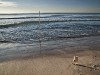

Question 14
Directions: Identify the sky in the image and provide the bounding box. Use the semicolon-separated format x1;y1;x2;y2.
0;0;100;13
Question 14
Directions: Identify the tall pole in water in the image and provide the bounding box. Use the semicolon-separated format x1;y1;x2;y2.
39;11;40;25
39;11;42;54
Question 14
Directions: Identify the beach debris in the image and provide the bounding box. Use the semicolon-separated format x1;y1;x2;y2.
72;56;79;65
91;65;100;70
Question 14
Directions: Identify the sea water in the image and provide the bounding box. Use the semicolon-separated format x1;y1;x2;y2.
0;13;100;44
0;13;100;61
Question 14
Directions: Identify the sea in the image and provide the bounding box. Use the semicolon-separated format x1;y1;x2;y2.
0;13;100;61
0;13;100;44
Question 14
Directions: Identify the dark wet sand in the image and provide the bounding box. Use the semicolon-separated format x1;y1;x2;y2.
0;36;100;75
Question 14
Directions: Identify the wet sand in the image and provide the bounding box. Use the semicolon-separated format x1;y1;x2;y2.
0;36;100;75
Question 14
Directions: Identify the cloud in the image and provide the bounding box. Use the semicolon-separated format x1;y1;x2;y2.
0;0;17;7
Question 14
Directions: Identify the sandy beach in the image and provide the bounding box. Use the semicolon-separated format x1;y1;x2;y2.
0;36;100;75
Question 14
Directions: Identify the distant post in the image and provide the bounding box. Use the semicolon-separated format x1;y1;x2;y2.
39;11;42;54
39;11;40;26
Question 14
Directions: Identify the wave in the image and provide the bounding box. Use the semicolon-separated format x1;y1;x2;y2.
0;21;37;28
0;16;100;20
0;13;100;20
0;40;13;43
0;34;100;44
0;19;100;28
0;17;49;20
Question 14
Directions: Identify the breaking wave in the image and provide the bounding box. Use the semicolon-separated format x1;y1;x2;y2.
0;13;100;44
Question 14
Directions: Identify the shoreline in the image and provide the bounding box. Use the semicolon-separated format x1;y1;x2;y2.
0;36;100;62
0;36;100;75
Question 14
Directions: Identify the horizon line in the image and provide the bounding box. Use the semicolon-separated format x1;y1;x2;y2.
0;12;100;14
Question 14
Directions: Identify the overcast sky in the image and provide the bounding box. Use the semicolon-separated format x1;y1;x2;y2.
0;0;100;13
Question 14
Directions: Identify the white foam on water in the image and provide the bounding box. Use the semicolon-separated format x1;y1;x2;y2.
0;43;21;49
